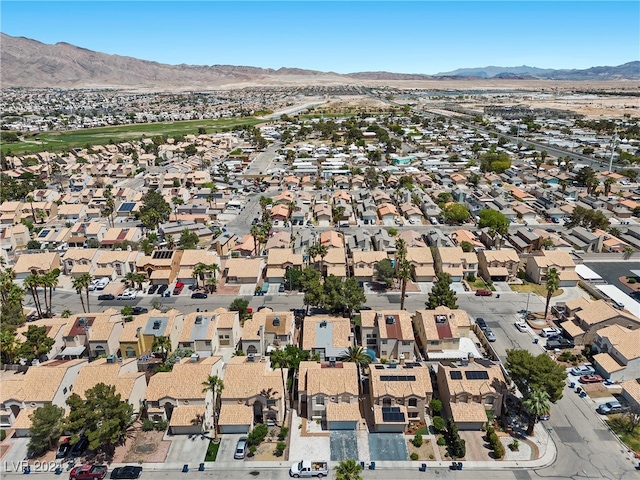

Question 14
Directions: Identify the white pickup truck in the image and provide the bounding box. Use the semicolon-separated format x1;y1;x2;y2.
289;460;328;478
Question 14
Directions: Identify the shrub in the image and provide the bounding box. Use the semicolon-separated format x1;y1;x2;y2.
437;437;446;446
410;452;419;460
429;454;434;460
466;272;476;283
412;433;423;447
142;419;155;431
429;399;443;416
248;424;269;446
248;445;257;456
274;442;286;457
432;416;445;433
454;438;465;458
154;420;168;431
628;277;637;284
494;440;505;459
278;426;289;440
509;439;519;451
0;429;6;441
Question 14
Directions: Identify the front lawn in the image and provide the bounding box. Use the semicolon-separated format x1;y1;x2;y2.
205;440;220;461
606;415;640;453
510;282;563;298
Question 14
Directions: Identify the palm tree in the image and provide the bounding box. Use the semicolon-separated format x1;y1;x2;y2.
340;346;371;395
0;331;19;364
250;225;261;256
72;276;87;313
122;272;137;289
0;266;16;304
559;179;568;195
259;387;279;425
152;335;172;361
76;273;93;313
192;262;208;289
171;196;184;221
308;243;329;276
543;267;560;320
132;273;146;291
604;177;616;196
335;459;363;480
205;277;218;293
270;349;290;414
522;389;550;436
24;273;44;318
395;238;411;310
61;309;72;318
202;375;224;439
165;234;175;250
41;270;60;317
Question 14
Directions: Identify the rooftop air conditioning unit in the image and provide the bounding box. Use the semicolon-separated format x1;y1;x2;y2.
248;353;255;362
388;359;397;369
106;354;117;364
195;316;203;325
190;353;199;363
386;316;395;324
320;320;327;328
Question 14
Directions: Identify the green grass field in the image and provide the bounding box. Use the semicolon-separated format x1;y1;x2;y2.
2;117;265;156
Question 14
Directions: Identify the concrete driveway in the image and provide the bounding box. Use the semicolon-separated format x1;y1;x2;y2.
0;436;29;474
165;434;209;464
216;434;245;462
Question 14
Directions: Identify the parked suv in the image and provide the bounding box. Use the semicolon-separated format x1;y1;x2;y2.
597;401;627;415
475;317;488;331
173;281;185;295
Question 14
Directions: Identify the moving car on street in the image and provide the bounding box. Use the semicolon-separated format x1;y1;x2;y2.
97;294;115;301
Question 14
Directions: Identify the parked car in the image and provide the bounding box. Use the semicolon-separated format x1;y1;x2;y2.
147;284;158;295
541;327;562;337
69;464;107;480
579;374;604;384
475;317;488;330
570;365;596;376
110;466;143;479
279;284;285;293
545;337;574;350
234;436;248;459
597;401;628;415
157;285;168;295
484;327;496;342
173;281;185;295
514;321;528;332
131;307;148;315
56;437;71;458
538;412;551;421
117;290;137;300
69;435;89;457
191;291;208;299
475;289;493;297
98;294;115;301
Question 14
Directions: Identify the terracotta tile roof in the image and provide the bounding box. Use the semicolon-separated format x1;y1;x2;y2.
593;352;625;374
299;361;359;396
449;402;488;423
370;365;432;399
218;403;253;425
8;359;87;403
326;402;361;422
373;404;407;424
414;307;470;341
301;316;352;351
12;408;35;430
479;249;520;263
146;356;222;402
439;361;506;397
169;405;206;427
620;378;640;406
221;356;282;400
596;324;640;361
267;248;303;268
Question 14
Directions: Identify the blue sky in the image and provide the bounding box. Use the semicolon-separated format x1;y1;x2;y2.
1;1;638;74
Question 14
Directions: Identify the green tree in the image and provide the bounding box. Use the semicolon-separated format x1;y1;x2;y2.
522;389;551;436
478;209;510;234
543;268;560;320
28;404;66;456
138;190;171;230
565;205;609;231
321;275;346;313
335;459;363;480
171;196;184;221
505;349;567;402
269;349;290;414
202;375;224;439
343;277;366;314
26;240;42;250
0;330;19;364
426;272;458;309
308;243;329;276
65;383;134;453
229;298;250;318
442;203;470;225
395;238;411;310
479;148;511;173
24;273;44;319
460;241;474;252
284;268;303;291
152;335;172;361
375;258;395;287
179;229;199;249
18;325;54;362
72;273;93;314
340;346;371;395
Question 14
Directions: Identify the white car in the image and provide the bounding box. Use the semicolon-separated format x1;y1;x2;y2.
514;321;528;332
117;289;137;300
570;365;596;376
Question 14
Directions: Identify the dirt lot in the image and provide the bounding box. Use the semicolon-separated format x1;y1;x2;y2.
406;437;436;461
110;428;170;464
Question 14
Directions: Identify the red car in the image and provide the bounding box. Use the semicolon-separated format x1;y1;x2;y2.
475;289;493;296
579;374;604;384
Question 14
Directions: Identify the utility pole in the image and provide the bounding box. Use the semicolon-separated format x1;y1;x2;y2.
607;132;618;173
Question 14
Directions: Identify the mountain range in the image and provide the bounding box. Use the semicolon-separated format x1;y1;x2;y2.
1;33;638;89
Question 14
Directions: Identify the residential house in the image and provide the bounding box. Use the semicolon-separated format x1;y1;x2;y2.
436;358;507;430
15;317;69;361
505;227;541;253
100;227;143;248
62;248;101;276
232;234;257;257
396;230;427;248
118;309;184;359
136;250;183;286
413;307;472;360
240;309;295;356
301;315;353;361
0;359;87;435
562;227;603;253
405;247;435;282
73;357;146;415
559;297;640;345
591;325;640;382
478;249;520;282
265;231;291;251
178;312;219;357
369;362;432;431
60;309;123;359
434;247;478;282
321;247;347;278
223;257;263;284
450;230;484;251
320;231;344;249
218;356;285;433
0;224;31;251
68;222;107;248
56;203;87;222
351;251;389;283
314;204;332;223
297;361;361;430
212;307;242;350
177;249;220;287
377;203;399;222
620;378;640;413
265;249;303;285
146;356;223;434
525;250;579;286
360;310;414;362
13;251;61;279
95;249;141;278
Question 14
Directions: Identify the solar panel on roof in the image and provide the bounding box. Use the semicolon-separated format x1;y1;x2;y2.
465;371;490;380
375;365;384;370
380;375;416;382
119;202;136;212
38;230;50;238
450;371;463;380
382;410;406;422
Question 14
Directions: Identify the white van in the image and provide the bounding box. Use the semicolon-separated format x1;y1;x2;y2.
541;327;562;337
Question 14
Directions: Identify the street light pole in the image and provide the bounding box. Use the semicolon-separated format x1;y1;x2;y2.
525;291;531;314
